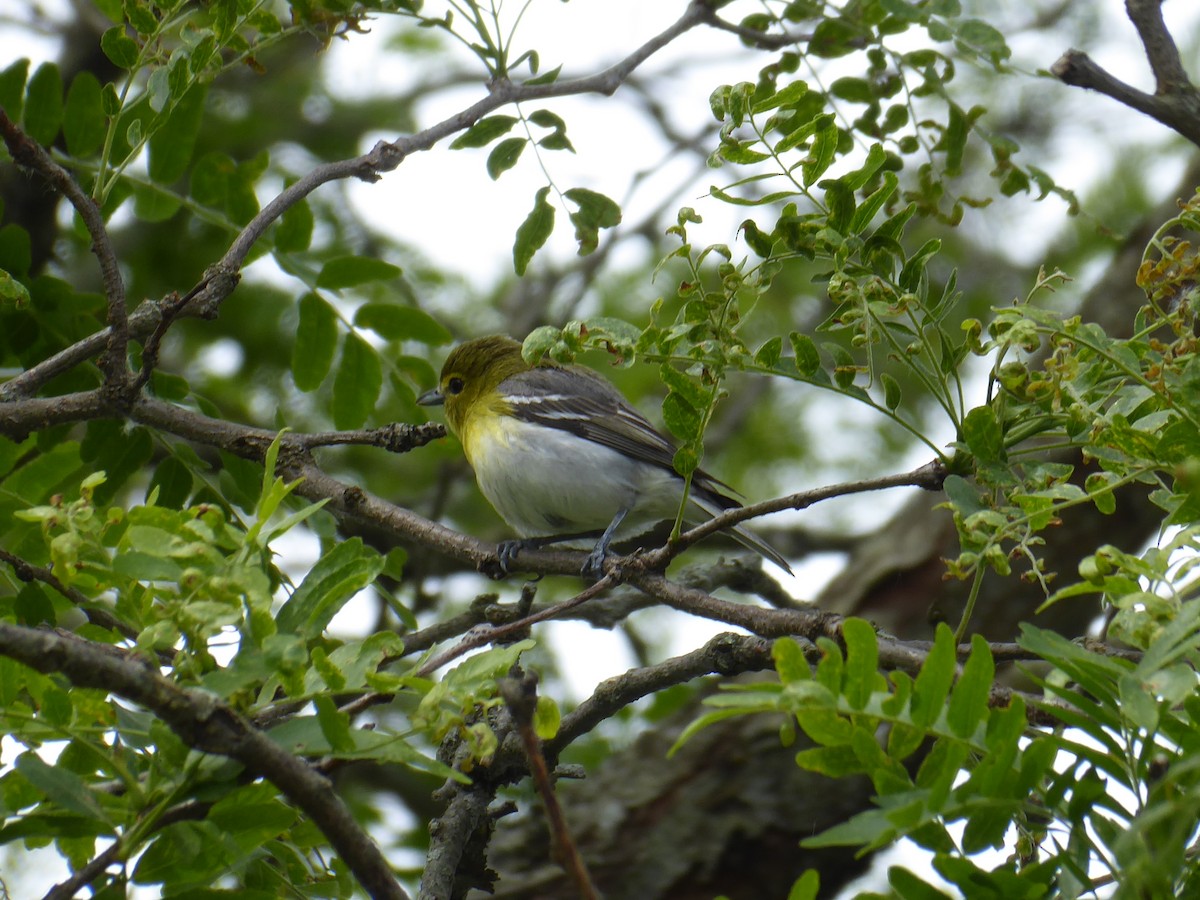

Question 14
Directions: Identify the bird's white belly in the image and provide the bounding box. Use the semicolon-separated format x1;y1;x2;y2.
466;416;682;537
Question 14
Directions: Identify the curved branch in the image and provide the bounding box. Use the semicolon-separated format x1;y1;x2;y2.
0;623;410;900
0;111;128;387
1052;0;1200;147
549;632;774;754
637;459;948;571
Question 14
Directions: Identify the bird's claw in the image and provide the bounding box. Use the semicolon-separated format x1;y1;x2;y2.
497;539;525;575
582;546;608;580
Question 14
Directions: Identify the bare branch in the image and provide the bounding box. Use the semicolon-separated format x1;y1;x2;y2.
550;632;775;753
636;459;948;571
0;623;410;900
699;6;814;50
0;546;143;643
421;781;498;900
415;575;617;676
1126;0;1191;93
1052;0;1200;147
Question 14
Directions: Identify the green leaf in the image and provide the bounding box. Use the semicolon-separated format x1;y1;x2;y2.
955;19;1011;63
842;617;879;709
850;171;899;233
449;114;518;149
100;26;139;69
803;121;839;186
961;405;1005;464
486;137;525;179
148;455;193;508
276;538;385;638
755;336;782;368
275;196;314;253
0;269;30;308
794;743;867;777
1118;672;1158;731
889;866;955;899
942;103;967;177
148;85;208;184
530;108;573;152
15;753;108;822
291;293;338;392
564;187;622;255
752;80;808;113
131;821;227;889
787;870;820;900
829;77;873;103
332;333;382;429
207;784;296;854
899;238;941;291
790;332;821;375
911;623;956;729
513;186;554;275
314;696;356;752
189;150;234;208
316;256;402;290
63;72;105;157
354;303;452;345
773;637;812;683
946;633;993;738
534;695;560;740
23;63;63;147
881;373;901;411
524;64;562;86
0;59;30;123
661;391;701;446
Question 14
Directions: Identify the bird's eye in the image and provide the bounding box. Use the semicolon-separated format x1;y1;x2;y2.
447;376;465;395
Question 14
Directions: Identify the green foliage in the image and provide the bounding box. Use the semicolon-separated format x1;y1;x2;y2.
0;450;523;894
3;0;1200;896
683;615;1200;896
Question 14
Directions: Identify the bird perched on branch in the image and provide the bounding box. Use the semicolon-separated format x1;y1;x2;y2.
418;334;791;577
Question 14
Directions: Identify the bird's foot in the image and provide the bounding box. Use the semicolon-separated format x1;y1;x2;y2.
581;545;608;580
497;539;528;575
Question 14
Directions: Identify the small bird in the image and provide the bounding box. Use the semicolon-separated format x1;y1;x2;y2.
417;335;791;577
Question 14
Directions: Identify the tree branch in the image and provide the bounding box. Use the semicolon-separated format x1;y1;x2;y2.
1052;0;1200;147
636;459;948;571
550;632;775;754
0;547;136;640
0;110;129;388
1126;0;1191;94
0;1;715;403
0;624;410;900
499;672;597;899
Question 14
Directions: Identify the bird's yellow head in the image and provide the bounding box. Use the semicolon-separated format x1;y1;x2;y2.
417;335;532;436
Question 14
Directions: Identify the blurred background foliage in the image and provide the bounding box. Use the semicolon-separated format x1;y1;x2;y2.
2;0;1200;895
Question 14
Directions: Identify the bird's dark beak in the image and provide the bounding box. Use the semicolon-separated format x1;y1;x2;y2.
417;387;444;407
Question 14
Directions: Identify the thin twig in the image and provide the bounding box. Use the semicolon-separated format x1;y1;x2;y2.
636;459;948;571
499;672;597;899
415;575;617;676
0;547;137;641
0;110;129;389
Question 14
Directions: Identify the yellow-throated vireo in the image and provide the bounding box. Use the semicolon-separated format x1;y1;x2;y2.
418;335;791;577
